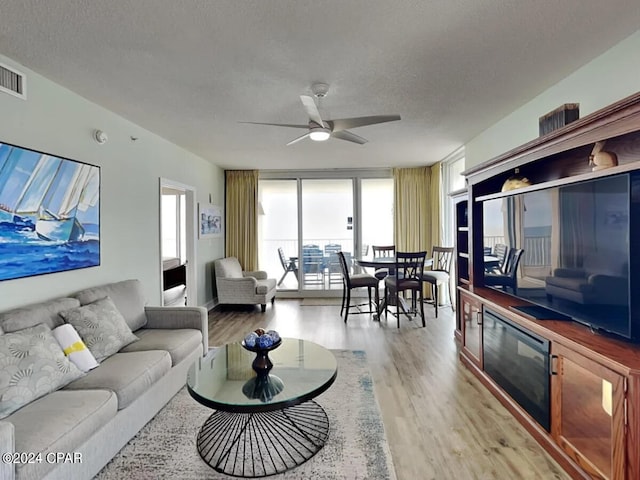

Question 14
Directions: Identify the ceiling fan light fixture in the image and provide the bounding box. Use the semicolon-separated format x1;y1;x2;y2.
309;127;330;141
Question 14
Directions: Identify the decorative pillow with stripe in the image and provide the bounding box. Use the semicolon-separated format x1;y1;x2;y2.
59;296;139;362
52;324;99;372
0;323;84;419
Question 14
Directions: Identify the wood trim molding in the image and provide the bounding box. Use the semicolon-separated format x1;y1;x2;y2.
463;91;640;183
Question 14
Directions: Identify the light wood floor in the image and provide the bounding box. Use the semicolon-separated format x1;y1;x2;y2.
208;300;570;480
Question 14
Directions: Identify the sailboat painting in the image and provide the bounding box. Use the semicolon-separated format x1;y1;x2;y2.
0;142;100;281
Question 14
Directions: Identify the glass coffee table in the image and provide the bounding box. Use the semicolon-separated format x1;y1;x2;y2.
187;338;337;478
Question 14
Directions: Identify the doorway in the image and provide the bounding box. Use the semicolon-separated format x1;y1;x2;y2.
159;178;197;306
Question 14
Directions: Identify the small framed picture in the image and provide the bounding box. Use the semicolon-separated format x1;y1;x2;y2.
198;204;223;238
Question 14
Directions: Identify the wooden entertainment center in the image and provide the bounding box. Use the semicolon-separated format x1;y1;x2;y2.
455;91;640;480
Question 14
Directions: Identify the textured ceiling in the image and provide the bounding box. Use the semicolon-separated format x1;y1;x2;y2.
1;1;639;170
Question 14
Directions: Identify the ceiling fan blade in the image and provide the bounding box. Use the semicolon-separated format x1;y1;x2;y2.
239;121;308;129
327;115;401;132
300;95;324;127
331;130;368;145
286;132;311;146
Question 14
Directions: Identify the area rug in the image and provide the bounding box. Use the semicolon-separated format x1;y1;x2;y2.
95;350;396;480
300;297;344;306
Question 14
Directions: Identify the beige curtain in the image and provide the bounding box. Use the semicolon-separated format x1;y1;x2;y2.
393;165;440;253
225;170;259;271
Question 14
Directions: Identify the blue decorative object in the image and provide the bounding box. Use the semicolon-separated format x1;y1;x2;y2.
241;331;282;375
244;332;258;348
257;334;273;349
266;330;280;342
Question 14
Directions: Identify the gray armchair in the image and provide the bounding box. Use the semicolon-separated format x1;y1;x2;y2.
214;257;276;312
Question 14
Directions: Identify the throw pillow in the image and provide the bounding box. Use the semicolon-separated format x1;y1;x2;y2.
59;297;139;362
51;324;99;372
0;323;84;419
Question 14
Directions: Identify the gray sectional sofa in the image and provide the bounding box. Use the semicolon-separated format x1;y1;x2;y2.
0;279;208;480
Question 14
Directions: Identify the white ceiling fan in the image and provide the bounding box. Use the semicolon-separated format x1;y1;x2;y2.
241;83;401;145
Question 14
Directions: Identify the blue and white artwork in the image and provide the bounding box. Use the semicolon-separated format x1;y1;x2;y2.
0;142;100;281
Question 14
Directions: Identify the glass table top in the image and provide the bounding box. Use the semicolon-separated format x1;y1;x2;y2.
187;338;337;413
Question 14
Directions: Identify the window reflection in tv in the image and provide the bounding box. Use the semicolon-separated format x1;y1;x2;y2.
482;173;634;340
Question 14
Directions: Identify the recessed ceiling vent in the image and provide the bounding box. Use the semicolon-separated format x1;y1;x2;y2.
0;62;26;100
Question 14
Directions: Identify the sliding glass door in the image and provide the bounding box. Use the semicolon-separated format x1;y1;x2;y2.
361;178;394;256
258;172;393;295
301;179;354;291
258;180;298;290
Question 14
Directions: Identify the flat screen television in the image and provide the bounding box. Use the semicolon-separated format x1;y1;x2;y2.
481;171;640;342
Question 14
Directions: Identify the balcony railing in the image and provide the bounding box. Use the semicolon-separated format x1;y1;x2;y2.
484;235;551;267
261;238;355;290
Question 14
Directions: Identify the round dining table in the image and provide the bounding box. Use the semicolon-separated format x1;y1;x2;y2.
353;256;433;319
354;256;433;269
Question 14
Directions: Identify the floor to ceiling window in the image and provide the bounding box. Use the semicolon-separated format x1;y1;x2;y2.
258;180;298;290
442;149;466;247
361;178;394;253
301;179;353;291
441;149;465;307
258;171;393;295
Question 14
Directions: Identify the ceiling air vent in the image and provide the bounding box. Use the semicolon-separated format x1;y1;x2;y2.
0;62;26;100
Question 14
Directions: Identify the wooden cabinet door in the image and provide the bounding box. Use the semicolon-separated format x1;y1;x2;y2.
460;291;482;367
551;343;626;480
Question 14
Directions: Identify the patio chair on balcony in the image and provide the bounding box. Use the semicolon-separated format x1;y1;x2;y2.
325;243;344;286
302;244;324;286
277;247;298;286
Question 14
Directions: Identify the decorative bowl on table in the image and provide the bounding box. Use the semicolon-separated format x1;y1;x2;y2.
241;329;281;374
241;328;281;351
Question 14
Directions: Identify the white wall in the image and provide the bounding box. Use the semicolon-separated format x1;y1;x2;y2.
465;30;640;169
0;54;224;310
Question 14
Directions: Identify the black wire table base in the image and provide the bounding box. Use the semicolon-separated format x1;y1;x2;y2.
196;401;330;478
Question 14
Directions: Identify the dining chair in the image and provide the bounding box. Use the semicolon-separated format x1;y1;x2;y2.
371;245;396;280
421;246;454;318
493;243;509;271
353;243;370;274
384;251;427;328
485;247;524;294
277;247;298;286
337;251;379;323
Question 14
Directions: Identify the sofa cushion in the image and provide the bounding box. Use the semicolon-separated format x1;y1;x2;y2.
422;270;450;285
63;351;171;409
215;257;244;278
0;298;79;333
0;324;84;419
119;328;202;366
9;389;116;480
59;297;139;362
73;279;148;331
